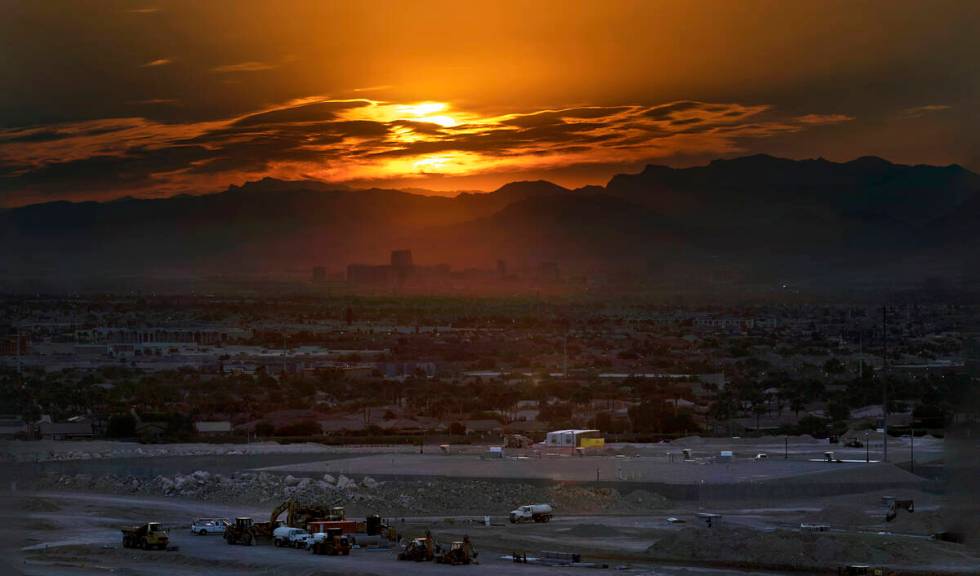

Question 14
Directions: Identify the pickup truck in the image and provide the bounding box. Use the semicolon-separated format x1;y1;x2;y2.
121;522;169;550
191;518;229;536
509;504;553;523
273;526;312;549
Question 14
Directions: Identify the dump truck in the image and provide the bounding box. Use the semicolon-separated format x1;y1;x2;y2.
273;526;312;548
308;513;392;547
310;527;352;555
224;517;257;546
121;522;169;550
509;504;553;523
435;535;478;565
398;531;435;561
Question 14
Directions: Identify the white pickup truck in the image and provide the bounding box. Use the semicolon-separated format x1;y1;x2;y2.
509;503;553;523
190;518;229;536
273;526;312;548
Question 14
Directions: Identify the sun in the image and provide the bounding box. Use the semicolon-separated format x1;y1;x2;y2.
398;102;446;117
395;102;459;127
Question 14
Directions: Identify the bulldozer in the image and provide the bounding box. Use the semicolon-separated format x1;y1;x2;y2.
224;517;257;546
310;527;351;555
435;535;478;565
398;530;435;561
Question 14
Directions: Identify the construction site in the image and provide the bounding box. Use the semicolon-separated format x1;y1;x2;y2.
0;433;977;576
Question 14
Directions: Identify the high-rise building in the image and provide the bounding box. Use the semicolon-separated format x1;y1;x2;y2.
390;249;414;269
312;266;327;283
497;259;507;279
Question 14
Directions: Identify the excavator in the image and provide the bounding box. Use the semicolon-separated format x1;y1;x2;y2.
269;499;345;529
246;500;345;541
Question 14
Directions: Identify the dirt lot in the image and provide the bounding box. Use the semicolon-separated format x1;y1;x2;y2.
0;438;974;576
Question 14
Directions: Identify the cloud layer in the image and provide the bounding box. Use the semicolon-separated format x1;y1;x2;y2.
0;97;852;206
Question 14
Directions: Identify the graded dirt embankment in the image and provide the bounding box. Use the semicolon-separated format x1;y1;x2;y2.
0;439;416;463
34;469;673;517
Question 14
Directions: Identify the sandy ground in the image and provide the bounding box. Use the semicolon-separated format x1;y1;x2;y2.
0;438;972;576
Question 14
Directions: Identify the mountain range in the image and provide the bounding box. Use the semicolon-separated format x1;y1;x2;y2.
1;154;977;292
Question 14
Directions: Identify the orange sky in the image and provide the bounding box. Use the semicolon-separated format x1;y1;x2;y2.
0;0;977;206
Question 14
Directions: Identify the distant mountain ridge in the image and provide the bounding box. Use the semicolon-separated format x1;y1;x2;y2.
1;155;977;290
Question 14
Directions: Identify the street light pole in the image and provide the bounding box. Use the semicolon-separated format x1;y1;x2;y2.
882;306;888;463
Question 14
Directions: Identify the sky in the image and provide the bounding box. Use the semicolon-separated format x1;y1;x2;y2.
0;0;977;207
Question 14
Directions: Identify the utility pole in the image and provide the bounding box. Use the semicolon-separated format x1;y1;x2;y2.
858;333;864;379
882;306;888;463
909;430;914;474
562;333;568;379
16;328;22;376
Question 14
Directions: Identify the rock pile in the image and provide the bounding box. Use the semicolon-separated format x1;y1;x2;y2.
41;471;670;516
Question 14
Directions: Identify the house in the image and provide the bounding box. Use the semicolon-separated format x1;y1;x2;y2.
463;419;502;435
0;415;30;439
318;416;368;434
194;421;233;435
135;421;168;440
38;420;95;440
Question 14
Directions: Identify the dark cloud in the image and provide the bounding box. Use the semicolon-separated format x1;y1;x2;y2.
233;100;371;127
0;98;854;206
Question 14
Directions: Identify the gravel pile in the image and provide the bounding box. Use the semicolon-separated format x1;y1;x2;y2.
40;471;671;516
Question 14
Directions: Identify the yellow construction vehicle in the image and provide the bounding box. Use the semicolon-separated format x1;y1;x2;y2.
224;517;257;546
435;535;478;565
121;522;169;550
271;499;345;529
310;527;352;555
398;530;435;561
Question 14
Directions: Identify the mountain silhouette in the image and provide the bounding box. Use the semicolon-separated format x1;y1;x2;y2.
1;155;976;291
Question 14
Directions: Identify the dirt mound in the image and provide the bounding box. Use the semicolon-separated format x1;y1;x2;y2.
806;503;875;527
561;523;627;537
877;509;948;535
19;497;62;512
647;526;955;569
